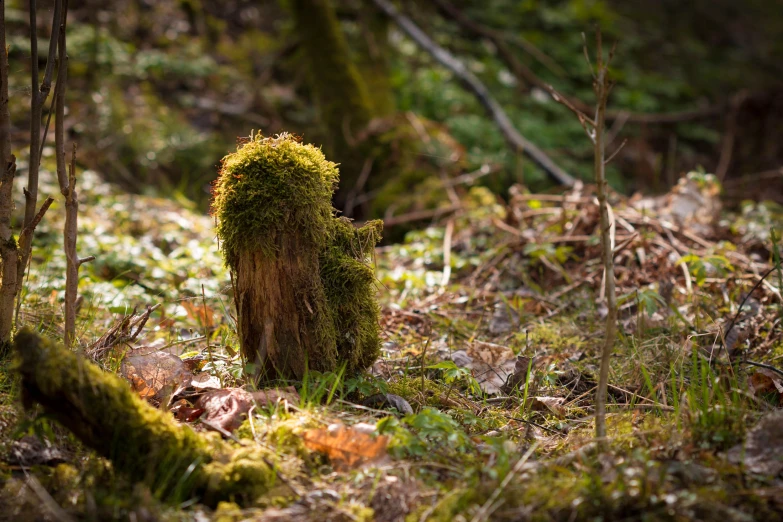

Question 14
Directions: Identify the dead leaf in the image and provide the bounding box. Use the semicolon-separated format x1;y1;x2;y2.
182;300;214;327
252;386;300;408
302;423;389;471
500;356;533;395
452;341;517;395
120;351;192;401
5;436;66;467
191;373;222;390
748;368;783;404
530;396;566;417
738;409;783;477
170;399;206;422
195;388;255;434
362;393;414;415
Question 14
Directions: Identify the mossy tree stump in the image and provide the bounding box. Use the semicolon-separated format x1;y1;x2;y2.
212;133;382;381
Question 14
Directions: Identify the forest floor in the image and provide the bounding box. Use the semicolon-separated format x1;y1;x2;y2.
1;168;782;521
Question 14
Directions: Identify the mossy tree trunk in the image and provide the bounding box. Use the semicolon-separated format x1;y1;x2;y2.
356;5;395;118
213;134;382;382
290;0;376;210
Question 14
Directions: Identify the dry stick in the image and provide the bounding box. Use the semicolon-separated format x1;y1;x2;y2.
440;219;454;287
471;442;538;522
201;284;216;374
371;0;575;187
584;32;616;449
0;0;19;345
722;264;779;362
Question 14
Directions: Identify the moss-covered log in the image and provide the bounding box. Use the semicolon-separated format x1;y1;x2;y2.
14;329;274;506
212;133;382;381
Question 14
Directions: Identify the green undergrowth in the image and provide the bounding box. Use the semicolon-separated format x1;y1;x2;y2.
1;161;781;521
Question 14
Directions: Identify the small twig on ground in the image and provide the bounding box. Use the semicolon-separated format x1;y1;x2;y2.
723;264;779;361
22;469;75;522
440;219;454;287
740;360;783;379
471;442;538;522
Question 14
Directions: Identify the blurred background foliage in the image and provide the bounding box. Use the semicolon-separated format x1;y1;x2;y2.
3;0;782;223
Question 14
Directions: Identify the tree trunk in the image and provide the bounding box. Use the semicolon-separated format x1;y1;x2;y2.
290;0;375;209
235;238;334;380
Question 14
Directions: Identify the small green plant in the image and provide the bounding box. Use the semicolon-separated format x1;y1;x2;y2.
677;253;734;286
681;349;746;450
426;360;481;397
377;408;473;459
299;366;347;407
343;373;389;397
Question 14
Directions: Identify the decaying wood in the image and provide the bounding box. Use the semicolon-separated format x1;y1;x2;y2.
235;238;321;379
15;329;275;505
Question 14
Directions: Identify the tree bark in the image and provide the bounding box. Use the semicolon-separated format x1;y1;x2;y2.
0;0;18;349
290;0;375;209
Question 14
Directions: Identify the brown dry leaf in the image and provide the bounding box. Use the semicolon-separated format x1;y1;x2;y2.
195;388;255;434
530;396;566;417
748;368;783;404
500;356;533;395
467;341;515;366
302;423;389;470
252;386;300;408
191;373;222;390
120;351;192;401
452;341;517;395
740;409;783;477
170;399;206;422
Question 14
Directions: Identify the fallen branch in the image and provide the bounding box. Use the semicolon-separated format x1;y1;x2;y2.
371;0;575;187
15;330;275;506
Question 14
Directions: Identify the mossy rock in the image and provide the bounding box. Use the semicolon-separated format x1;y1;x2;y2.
212;133;382;380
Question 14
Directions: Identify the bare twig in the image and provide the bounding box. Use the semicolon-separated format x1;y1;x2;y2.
22;470;76;522
18;0;64;306
371;0;575;187
722;264;780;361
471;443;538;522
440;219;454;287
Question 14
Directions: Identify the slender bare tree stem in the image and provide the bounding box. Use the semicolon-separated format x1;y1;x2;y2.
0;0;18;347
590;32;617;448
17;0;65;316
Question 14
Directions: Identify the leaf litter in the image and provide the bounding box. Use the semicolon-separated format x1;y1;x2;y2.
4;170;783;520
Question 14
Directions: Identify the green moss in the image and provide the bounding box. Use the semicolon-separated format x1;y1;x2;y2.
321;217;383;370
212;133;338;263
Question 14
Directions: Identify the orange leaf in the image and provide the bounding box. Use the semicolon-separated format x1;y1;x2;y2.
302;423;388;470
